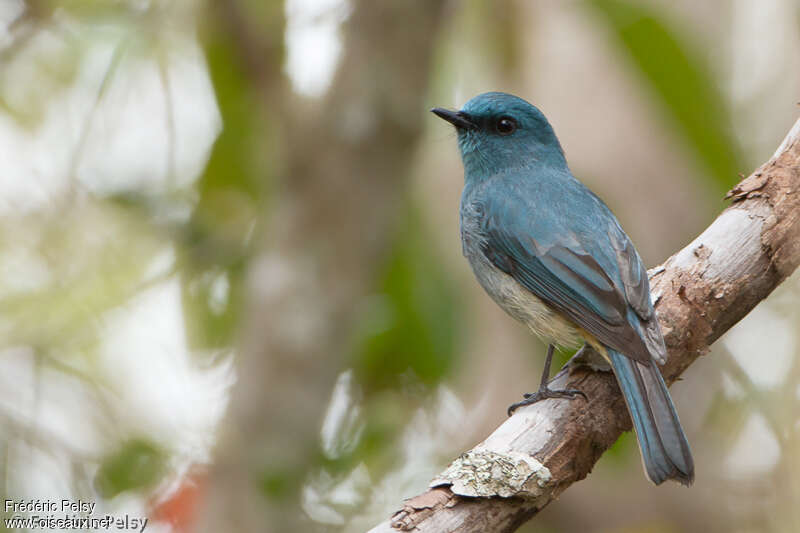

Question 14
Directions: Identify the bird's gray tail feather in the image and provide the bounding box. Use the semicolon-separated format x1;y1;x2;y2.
607;348;694;485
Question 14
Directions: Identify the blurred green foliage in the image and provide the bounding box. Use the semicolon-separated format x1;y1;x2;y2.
259;466;296;502
95;439;166;498
0;203;165;365
320;207;465;481
603;427;636;462
588;0;744;193
181;17;268;351
351;208;461;392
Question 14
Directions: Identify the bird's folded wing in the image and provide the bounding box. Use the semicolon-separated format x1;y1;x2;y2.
481;212;655;363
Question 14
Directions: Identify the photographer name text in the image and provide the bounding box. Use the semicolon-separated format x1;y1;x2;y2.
5;498;97;514
3;499;148;532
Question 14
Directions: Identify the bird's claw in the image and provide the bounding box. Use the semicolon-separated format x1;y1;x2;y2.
508;387;587;416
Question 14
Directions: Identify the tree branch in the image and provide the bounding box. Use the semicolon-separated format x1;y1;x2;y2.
367;116;800;533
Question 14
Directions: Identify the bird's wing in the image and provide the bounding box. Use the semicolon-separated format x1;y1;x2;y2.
478;191;657;363
609;220;668;364
608;221;651;320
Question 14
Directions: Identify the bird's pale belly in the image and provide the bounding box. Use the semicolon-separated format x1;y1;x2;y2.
468;254;582;349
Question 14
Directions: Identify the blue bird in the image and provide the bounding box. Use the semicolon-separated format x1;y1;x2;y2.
432;92;694;485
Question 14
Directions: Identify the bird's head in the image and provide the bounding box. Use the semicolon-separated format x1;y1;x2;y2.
432;92;565;177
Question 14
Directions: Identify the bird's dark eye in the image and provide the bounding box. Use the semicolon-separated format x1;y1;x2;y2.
496;117;517;135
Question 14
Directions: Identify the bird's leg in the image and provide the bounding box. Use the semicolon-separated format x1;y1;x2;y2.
507;344;588;416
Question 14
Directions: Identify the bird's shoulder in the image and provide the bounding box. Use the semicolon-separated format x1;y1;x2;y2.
463;167;615;248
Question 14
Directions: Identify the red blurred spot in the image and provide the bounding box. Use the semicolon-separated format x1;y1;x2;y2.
151;469;207;533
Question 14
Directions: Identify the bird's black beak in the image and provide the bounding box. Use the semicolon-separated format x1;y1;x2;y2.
431;108;477;130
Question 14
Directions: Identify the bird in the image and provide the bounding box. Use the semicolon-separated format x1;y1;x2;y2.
431;92;694;486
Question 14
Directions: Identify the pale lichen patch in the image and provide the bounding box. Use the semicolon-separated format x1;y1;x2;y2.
430;450;551;499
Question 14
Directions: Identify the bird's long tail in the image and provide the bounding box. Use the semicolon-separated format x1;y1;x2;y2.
607;348;694;485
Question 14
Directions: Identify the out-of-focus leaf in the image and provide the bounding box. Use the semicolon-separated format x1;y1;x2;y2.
551;345;577;372
587;0;744;192
95;439;166;498
181;16;270;350
603;428;636;463
37;0;138;18
259;467;296;502
0;25;82;128
351;208;461;392
0;203;166;356
320;389;413;476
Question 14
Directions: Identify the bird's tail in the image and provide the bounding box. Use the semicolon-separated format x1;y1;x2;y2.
607;348;694;485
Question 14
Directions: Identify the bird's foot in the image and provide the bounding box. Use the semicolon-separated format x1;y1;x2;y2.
507;386;587;416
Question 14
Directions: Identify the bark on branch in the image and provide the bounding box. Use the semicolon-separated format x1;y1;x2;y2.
367;117;800;533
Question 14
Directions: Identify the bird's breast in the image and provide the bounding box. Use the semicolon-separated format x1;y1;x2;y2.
460;216;581;349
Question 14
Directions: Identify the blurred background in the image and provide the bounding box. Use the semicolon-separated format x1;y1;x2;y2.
0;0;798;532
